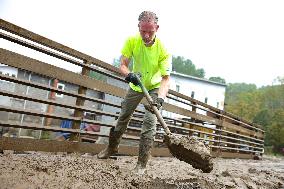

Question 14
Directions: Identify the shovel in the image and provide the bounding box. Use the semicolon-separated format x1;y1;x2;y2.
136;76;213;173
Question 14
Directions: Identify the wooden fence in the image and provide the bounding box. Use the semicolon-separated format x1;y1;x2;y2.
0;19;265;159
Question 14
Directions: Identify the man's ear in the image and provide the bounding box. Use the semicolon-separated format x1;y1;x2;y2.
156;25;159;31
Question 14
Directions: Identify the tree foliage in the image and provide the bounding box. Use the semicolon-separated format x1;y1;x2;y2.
225;83;257;103
209;77;226;84
172;56;205;78
225;79;284;154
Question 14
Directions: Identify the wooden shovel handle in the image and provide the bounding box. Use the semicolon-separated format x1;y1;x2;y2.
136;76;171;135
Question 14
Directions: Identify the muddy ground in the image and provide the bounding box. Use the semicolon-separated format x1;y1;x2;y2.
0;152;283;189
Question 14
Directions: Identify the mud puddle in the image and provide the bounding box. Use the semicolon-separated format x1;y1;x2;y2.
0;152;283;189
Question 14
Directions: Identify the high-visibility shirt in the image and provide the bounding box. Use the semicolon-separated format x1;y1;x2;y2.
121;34;171;92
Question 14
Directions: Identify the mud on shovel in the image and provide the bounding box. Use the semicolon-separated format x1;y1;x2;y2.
136;76;213;173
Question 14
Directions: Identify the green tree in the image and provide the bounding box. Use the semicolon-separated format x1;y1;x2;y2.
209;76;226;84
225;83;257;104
226;91;261;121
172;56;205;78
253;109;272;128
265;109;284;152
225;82;284;154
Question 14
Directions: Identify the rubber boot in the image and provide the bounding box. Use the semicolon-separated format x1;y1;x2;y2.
134;136;154;175
97;127;123;159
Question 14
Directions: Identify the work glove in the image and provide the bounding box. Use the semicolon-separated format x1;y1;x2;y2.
144;97;164;113
125;73;140;86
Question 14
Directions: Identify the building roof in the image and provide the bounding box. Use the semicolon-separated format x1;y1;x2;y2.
170;71;227;87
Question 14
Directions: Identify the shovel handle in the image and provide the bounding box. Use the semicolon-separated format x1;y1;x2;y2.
136;77;171;135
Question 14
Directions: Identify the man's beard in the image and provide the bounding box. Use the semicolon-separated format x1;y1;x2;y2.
143;36;156;46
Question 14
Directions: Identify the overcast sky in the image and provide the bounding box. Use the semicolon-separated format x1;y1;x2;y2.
1;0;283;87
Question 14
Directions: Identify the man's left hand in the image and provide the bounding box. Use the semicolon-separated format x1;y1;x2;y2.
144;97;164;113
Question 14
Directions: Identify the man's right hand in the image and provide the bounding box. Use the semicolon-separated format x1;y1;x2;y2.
125;73;140;86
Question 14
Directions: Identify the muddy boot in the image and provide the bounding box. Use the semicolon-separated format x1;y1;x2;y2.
97;127;123;159
134;136;154;175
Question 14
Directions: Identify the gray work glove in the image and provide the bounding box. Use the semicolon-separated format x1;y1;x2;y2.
125;73;140;86
144;97;164;113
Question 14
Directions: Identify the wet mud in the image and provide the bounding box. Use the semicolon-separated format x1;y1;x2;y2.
164;134;213;173
0;152;283;189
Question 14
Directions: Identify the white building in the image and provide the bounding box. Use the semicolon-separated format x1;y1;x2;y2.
165;71;226;119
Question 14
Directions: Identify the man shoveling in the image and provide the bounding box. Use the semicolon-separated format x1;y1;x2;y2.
97;11;213;174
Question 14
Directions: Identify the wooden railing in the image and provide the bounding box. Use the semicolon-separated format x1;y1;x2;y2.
0;19;264;158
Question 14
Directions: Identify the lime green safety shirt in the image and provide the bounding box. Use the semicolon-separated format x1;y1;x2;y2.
121;34;171;92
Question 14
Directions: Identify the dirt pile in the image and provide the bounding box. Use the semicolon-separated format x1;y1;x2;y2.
0;152;283;189
164;134;213;173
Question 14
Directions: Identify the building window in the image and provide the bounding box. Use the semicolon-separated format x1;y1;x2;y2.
56;83;65;98
85;112;96;120
191;91;195;98
176;85;180;92
205;97;208;104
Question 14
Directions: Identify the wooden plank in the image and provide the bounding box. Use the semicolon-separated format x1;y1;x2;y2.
165;102;264;139
0;120;101;137
168;119;264;144
0;74;144;114
222;121;264;138
165;103;221;125
169;90;264;132
0;113;263;148
0;48;126;98
1;119;263;152
195;137;263;150
0;137;257;159
0;105;125;132
0;120;165;143
0;19;121;75
210;145;263;154
0;137;168;156
0;31;124;82
211;151;254;159
0;90;121;118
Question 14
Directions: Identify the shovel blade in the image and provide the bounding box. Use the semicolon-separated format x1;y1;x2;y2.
164;134;213;173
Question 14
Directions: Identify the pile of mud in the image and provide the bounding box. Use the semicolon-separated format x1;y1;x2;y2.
164;134;213;173
0;152;283;189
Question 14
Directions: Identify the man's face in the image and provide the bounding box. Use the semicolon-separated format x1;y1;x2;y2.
138;21;159;45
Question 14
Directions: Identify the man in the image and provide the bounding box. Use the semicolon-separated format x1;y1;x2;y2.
97;11;171;175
